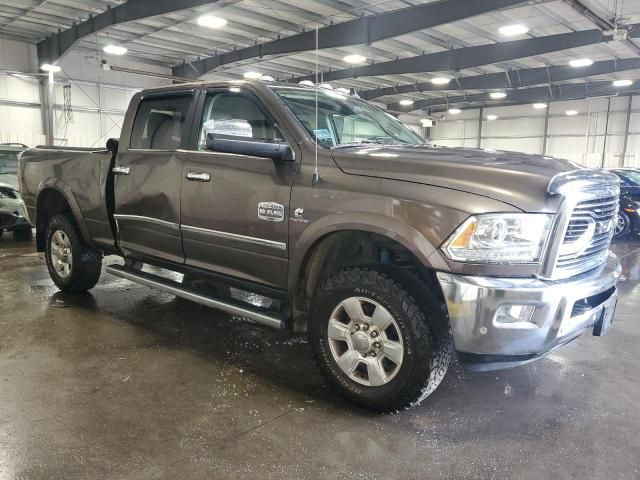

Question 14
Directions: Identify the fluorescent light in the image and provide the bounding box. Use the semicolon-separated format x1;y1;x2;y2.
41;64;61;73
490;91;507;99
298;80;315;87
260;75;275;82
569;58;593;68
420;119;434;127
448;108;461;114
103;44;127;55
486;115;498;121
532;103;547;109
229;87;241;93
431;77;451;85
399;99;414;106
197;15;227;29
566;110;578;116
243;71;263;80
343;54;367;64
499;24;529;37
613;79;633;87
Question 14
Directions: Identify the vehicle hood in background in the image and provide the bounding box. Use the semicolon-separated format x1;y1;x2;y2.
331;144;581;212
0;174;18;190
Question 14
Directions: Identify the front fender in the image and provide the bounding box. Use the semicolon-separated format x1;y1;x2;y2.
288;212;449;294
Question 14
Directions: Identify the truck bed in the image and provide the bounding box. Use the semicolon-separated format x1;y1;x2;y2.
20;146;117;250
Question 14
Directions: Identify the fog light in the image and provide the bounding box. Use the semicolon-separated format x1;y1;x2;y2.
495;304;537;328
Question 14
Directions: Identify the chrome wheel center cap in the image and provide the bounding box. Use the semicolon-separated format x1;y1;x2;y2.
352;331;371;353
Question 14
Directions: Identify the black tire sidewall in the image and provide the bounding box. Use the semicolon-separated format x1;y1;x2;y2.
311;270;435;409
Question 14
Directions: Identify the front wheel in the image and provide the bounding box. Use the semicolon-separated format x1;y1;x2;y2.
45;214;102;293
310;267;452;412
614;211;632;239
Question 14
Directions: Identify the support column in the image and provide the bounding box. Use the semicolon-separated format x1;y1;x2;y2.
601;97;611;167
542;101;550;155
621;95;633;167
39;71;55;145
476;107;483;149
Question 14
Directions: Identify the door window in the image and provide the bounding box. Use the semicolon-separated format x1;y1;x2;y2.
130;94;192;150
198;92;279;151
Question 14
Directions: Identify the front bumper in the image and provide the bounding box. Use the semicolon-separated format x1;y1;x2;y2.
0;209;30;231
437;253;621;371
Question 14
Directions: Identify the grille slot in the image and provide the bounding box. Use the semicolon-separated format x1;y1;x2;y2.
555;193;618;277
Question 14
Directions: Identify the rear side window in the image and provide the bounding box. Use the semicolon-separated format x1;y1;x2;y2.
130;94;192;150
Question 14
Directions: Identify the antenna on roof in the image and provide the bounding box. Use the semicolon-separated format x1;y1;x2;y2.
312;24;320;186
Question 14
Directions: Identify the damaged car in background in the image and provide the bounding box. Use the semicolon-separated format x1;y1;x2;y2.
0;143;32;241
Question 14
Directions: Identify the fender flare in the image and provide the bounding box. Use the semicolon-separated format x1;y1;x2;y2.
35;178;94;247
288;212;446;294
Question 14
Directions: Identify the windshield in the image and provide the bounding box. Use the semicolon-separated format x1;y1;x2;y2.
273;87;425;148
0;151;19;174
618;170;640;186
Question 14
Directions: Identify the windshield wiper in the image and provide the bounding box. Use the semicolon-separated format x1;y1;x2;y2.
332;139;393;149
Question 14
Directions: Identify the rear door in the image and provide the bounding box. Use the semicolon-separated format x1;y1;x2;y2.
113;89;198;263
179;88;298;289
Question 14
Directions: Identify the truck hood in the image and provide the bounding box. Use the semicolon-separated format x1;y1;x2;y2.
331;144;581;212
0;174;18;190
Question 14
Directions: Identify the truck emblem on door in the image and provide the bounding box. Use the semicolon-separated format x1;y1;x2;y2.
258;202;285;222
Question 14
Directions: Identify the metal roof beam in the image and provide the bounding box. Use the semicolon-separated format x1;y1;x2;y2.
391;81;640;113
172;0;536;79
294;24;640;83
363;58;640;100
37;0;235;66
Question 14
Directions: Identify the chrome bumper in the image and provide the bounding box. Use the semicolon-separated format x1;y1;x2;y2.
437;252;621;371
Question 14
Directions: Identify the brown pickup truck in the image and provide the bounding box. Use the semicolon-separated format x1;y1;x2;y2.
20;80;621;411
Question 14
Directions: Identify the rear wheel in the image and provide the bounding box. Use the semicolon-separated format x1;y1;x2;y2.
614;211;631;239
310;267;452;412
45;214;102;293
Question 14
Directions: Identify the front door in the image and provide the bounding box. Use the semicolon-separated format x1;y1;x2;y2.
114;90;197;263
180;88;297;289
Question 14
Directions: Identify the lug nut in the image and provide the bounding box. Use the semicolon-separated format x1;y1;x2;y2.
362;324;369;331
373;342;380;349
370;352;377;357
370;330;378;338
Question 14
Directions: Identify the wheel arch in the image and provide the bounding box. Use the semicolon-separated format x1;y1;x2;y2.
289;214;448;332
35;180;93;252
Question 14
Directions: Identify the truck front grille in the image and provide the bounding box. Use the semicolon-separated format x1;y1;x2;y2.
555;193;618;277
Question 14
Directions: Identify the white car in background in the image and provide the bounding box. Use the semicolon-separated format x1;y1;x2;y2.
0;143;32;241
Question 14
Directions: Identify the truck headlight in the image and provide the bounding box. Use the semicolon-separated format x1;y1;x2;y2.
443;213;553;263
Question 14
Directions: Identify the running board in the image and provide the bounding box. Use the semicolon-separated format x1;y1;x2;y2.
106;264;286;330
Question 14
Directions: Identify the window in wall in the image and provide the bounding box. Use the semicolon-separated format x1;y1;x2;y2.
130;94;192;150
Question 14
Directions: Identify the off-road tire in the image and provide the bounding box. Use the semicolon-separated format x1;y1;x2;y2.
45;214;102;293
13;225;33;241
310;267;452;412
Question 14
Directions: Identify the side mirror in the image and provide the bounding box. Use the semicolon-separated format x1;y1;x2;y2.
206;133;294;162
106;138;119;155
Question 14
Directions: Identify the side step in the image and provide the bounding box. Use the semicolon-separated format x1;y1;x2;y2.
106;264;286;330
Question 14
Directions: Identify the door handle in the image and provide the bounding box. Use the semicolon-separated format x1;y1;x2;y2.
112;166;130;175
186;172;211;182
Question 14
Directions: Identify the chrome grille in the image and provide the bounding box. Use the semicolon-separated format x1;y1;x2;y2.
555;193;618;277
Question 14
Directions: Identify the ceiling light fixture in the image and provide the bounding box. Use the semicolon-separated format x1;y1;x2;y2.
41;64;61;73
399;99;415;106
532;103;547;109
613;79;633;87
566;110;578;116
243;71;263;80
486;115;498;121
448;108;461;114
431;77;451;85
343;54;367;64
197;14;227;29
490;92;507;99
569;58;593;68
103;44;127;55
498;24;529;37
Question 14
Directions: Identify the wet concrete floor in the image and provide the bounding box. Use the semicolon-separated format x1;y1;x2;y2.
1;233;639;479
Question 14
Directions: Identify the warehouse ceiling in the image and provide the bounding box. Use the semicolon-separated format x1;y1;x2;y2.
1;0;639;114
